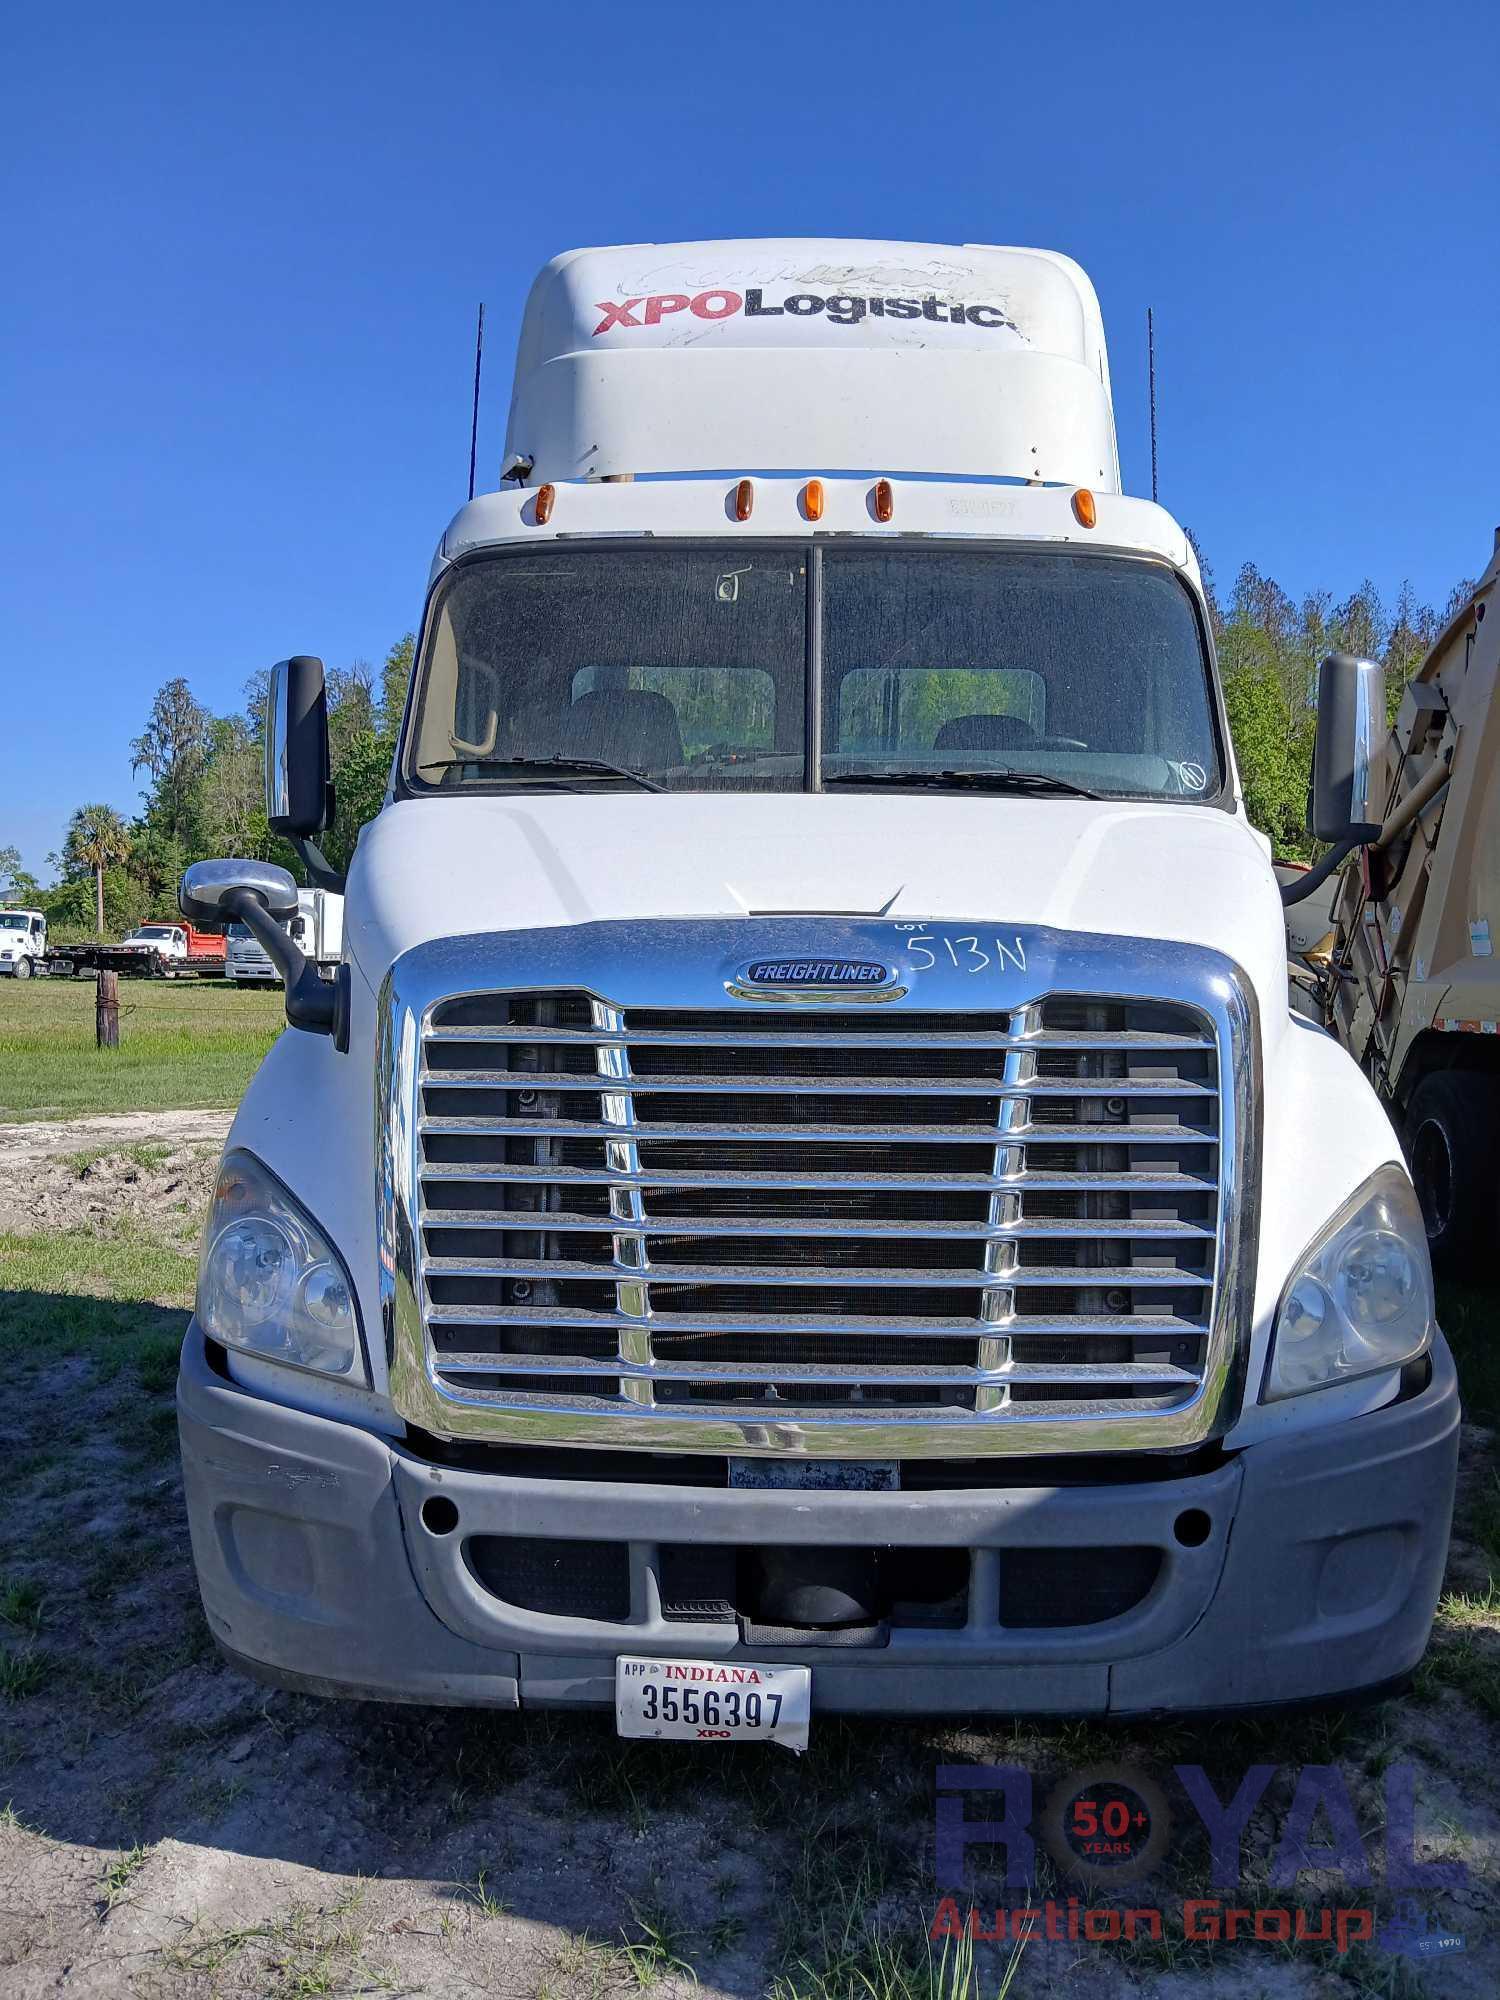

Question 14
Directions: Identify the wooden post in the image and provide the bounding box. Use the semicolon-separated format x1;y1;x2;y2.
96;968;120;1050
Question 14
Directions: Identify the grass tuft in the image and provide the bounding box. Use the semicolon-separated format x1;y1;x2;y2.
0;1645;50;1700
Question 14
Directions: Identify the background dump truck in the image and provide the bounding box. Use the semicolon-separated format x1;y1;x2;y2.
57;921;226;979
227;888;343;986
173;239;1457;1729
1323;528;1500;1272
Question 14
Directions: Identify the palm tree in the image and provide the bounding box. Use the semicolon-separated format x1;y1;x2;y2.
69;805;132;935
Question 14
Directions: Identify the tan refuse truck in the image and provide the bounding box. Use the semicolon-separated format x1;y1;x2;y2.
1320;528;1500;1271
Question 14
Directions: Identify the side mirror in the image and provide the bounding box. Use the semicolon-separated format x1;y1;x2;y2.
266;657;334;837
1310;652;1384;844
180;860;344;1043
1282;653;1386;909
180;858;298;924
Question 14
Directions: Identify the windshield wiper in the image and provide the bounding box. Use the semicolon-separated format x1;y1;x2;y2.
824;767;1104;800
416;754;666;793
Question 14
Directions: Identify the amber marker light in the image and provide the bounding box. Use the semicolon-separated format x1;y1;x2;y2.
734;478;755;521
533;483;556;525
873;478;894;522
802;478;825;522
1071;488;1097;529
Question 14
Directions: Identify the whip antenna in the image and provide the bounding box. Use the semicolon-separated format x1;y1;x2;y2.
1147;306;1159;503
467;302;485;502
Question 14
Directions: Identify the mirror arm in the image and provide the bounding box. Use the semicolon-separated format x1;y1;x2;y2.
220;887;341;1039
1280;834;1364;907
292;836;346;895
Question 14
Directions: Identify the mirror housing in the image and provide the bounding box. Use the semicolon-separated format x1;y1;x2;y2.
179;861;343;1042
266;657;334;837
1310;652;1384;844
179;858;298;924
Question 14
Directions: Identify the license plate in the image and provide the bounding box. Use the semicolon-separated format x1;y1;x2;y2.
615;1656;810;1751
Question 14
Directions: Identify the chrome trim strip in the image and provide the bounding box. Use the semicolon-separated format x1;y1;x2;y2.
423;1256;1213;1288
417;1115;1219;1145
422;1212;1214;1241
377;917;1258;1457
424;1026;1213;1051
425;1309;1210;1339
433;1354;1200;1389
423;1070;1215;1097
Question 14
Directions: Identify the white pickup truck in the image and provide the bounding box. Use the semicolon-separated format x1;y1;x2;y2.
175;239;1457;1734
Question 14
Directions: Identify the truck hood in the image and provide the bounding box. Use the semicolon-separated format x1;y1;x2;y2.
347;793;1288;1022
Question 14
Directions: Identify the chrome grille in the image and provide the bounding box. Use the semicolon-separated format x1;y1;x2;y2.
409;988;1223;1440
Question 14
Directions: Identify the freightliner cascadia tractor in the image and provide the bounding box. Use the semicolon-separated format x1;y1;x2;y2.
176;241;1456;1742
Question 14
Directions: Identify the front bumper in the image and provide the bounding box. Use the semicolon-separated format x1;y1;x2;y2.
177;1327;1459;1716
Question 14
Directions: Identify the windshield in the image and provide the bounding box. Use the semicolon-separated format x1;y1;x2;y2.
404;544;1221;802
0;914;28;931
135;927;175;939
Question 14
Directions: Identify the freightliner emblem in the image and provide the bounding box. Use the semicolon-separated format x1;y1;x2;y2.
738;957;896;989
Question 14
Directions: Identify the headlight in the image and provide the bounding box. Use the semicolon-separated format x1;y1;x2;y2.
198;1150;366;1381
1263;1163;1434;1401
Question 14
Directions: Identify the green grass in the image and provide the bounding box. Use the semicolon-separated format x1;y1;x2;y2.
0;977;282;1121
0;1645;50;1700
0;1224;195;1370
0;1576;44;1635
1437;1280;1500;1425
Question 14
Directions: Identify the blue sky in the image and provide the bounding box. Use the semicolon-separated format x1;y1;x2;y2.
4;0;1497;877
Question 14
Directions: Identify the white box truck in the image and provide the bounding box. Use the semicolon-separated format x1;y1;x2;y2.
227;888;343;986
175;240;1457;1731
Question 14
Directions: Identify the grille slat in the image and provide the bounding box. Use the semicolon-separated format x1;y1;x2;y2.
422;1209;1212;1241
420;1115;1217;1146
425;1306;1210;1338
426;1256;1212;1288
413;986;1222;1430
423;1070;1215;1098
420;1162;1216;1194
434;1353;1202;1388
425;1025;1211;1052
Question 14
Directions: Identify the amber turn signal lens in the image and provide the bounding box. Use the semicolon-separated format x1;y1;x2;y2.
734;477;755;521
802;478;824;522
1071;488;1097;529
533;483;556;525
873;478;894;522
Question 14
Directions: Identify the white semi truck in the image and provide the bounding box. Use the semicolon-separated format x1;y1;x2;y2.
0;909;47;976
175;240;1457;1733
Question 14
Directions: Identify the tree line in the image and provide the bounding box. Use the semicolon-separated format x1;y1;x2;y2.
0;553;1475;939
0;638;414;942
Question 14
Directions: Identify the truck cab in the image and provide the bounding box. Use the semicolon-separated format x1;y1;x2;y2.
175;240;1458;1727
0;908;46;977
227;890;342;986
122;922;189;963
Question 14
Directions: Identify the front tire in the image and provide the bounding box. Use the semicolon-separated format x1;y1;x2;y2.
13;958;31;980
1404;1070;1500;1276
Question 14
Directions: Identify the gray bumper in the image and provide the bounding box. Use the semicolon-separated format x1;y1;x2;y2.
177;1329;1459;1716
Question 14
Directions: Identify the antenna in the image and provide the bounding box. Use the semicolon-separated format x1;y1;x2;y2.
467;303;485;502
1147;306;1159;504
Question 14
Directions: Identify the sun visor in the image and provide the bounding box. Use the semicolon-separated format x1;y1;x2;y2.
502;239;1120;491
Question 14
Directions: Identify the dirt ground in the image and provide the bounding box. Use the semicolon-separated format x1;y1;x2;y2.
0;1118;1495;1999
